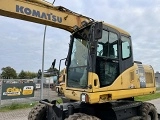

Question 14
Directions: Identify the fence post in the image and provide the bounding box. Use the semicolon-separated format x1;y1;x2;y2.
0;80;3;108
48;78;50;101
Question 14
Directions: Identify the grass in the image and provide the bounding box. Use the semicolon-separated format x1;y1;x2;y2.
0;102;38;112
156;87;160;91
0;98;63;112
56;98;63;104
135;92;160;101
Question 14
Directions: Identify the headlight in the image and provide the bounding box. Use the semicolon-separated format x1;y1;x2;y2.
80;93;89;103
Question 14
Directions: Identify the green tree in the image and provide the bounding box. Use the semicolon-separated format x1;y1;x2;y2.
25;71;37;79
18;70;37;79
18;70;26;79
1;66;17;79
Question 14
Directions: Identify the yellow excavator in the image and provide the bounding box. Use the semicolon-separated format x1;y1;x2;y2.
55;68;66;96
0;0;159;120
51;66;65;96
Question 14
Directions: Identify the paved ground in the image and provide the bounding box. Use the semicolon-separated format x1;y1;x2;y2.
147;98;160;113
0;108;31;120
0;98;160;120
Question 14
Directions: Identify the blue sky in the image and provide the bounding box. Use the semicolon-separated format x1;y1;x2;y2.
0;0;160;73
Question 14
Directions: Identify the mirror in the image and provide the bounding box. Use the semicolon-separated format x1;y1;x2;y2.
94;22;103;40
58;58;66;84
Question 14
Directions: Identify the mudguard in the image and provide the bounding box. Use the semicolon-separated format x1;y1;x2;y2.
40;100;63;120
40;99;81;120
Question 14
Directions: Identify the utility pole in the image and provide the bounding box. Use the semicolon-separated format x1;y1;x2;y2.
41;25;47;100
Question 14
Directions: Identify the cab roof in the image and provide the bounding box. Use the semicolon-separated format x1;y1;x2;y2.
103;22;130;36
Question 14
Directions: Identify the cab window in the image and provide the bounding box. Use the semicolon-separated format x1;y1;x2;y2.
121;36;131;59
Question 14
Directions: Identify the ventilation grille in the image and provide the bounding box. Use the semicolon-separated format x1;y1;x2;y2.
130;71;134;80
145;72;153;83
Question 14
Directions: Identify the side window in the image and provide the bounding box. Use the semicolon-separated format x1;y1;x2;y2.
97;30;108;57
113;44;118;58
109;32;118;59
97;44;103;55
121;36;131;59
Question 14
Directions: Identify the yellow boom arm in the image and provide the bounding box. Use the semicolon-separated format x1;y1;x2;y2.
0;0;93;32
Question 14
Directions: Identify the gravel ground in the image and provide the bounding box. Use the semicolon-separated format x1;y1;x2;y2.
0;98;160;120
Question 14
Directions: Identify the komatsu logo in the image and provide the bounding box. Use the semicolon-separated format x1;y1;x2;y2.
16;5;62;23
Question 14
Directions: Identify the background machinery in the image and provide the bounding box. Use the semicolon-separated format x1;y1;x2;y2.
55;68;66;96
0;0;159;119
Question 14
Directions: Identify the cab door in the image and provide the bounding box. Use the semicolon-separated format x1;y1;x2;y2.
95;29;120;88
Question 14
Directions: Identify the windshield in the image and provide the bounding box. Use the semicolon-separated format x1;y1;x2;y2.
67;33;89;88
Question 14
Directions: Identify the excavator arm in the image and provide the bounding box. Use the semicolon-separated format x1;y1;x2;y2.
0;0;93;32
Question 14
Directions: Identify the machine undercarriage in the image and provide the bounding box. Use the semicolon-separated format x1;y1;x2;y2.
28;98;160;120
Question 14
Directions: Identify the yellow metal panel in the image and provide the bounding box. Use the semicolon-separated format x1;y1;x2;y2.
103;22;130;36
91;63;155;92
91;64;138;92
64;62;155;103
64;87;156;104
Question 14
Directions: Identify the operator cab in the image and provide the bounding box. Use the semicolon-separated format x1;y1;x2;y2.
96;27;133;87
66;22;133;89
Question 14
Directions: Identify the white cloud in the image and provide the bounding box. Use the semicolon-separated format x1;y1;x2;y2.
0;0;160;73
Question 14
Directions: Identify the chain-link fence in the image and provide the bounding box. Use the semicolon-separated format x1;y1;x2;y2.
0;79;59;107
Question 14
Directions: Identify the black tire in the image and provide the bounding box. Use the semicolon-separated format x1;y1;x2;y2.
140;102;158;120
28;103;47;120
65;113;101;120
